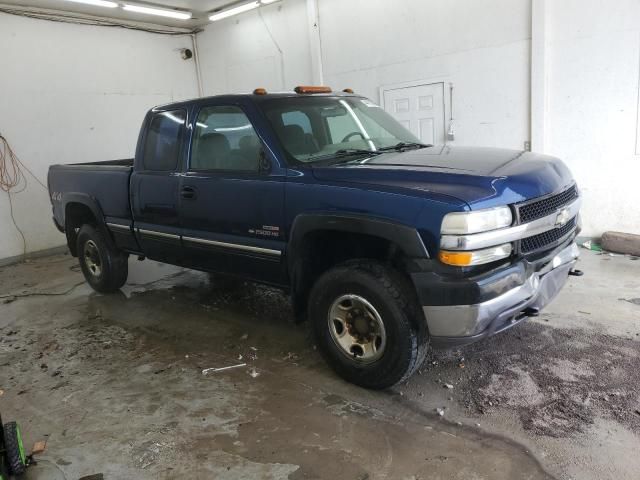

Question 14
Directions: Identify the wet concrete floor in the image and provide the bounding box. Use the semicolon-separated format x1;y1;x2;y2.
0;249;638;479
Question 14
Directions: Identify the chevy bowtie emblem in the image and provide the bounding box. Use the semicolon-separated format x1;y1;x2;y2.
555;208;571;226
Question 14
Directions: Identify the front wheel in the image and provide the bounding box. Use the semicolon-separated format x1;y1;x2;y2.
77;225;128;293
308;260;429;389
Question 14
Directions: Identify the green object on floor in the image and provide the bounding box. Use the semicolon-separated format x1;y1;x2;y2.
582;240;603;252
0;412;28;477
16;424;26;467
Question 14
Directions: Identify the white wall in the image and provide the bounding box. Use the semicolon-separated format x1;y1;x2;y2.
544;0;640;236
318;0;532;150
0;12;199;260
197;0;313;94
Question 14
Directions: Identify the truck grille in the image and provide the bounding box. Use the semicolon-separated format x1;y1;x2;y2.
521;217;577;253
518;185;578;223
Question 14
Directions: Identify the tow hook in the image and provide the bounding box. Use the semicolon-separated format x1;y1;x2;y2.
569;269;584;277
523;307;540;317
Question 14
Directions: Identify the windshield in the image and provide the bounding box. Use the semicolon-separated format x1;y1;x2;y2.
259;96;424;163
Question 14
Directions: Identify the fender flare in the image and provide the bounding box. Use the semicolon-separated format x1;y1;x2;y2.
62;193;105;225
61;193;110;256
287;213;430;275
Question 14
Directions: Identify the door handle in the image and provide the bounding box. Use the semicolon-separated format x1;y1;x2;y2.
181;186;196;199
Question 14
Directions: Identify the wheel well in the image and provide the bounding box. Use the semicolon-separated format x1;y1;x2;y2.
290;230;410;318
65;202;98;256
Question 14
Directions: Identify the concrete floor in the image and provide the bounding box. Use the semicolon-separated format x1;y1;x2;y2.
0;249;638;480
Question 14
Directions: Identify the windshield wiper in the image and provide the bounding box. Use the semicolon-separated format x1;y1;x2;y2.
307;148;382;165
378;142;432;152
330;149;385;164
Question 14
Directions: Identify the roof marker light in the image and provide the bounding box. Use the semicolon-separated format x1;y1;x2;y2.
294;86;332;94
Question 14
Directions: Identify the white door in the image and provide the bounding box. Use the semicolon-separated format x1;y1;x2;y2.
383;83;445;144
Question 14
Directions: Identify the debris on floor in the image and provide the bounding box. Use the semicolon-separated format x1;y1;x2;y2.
581;240;602;252
620;298;640;306
202;363;246;375
78;474;104;480
32;440;47;454
601;231;640;257
427;321;640;438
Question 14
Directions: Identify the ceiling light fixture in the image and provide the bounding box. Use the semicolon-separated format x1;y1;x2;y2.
122;4;193;20
61;0;118;8
209;1;260;22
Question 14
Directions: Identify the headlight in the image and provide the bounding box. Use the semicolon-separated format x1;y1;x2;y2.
439;243;512;266
441;206;512;235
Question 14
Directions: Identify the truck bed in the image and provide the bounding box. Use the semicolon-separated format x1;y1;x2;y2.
48;159;134;230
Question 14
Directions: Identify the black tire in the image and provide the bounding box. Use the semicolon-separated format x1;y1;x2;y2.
76;224;128;293
3;422;27;476
0;459;9;480
309;260;429;389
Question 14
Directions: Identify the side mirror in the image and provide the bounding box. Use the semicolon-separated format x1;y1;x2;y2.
258;149;272;174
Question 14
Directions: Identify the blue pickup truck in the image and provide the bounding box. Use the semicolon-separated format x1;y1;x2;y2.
48;87;582;389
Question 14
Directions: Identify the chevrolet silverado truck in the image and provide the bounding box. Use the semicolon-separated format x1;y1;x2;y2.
47;87;582;389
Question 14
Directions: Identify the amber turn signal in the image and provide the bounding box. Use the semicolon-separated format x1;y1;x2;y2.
342;88;354;93
438;244;512;267
294;85;332;94
438;250;473;266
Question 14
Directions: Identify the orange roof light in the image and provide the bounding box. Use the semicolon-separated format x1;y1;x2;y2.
342;88;354;94
294;85;332;94
253;88;268;95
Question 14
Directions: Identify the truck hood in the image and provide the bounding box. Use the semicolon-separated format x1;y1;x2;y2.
311;145;575;209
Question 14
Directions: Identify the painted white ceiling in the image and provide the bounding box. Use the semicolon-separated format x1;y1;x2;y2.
0;0;243;28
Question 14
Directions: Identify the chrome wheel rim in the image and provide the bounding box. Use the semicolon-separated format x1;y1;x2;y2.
328;294;386;364
83;240;102;277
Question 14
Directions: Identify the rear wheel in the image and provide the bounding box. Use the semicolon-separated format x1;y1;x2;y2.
308;260;429;389
77;225;128;293
3;421;27;476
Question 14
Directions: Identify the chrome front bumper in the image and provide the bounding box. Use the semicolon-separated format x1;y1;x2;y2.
424;242;580;345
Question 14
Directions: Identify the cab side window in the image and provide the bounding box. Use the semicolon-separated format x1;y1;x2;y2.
191;106;261;171
142;110;186;171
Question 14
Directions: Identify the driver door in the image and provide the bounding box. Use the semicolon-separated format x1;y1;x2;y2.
178;101;287;285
